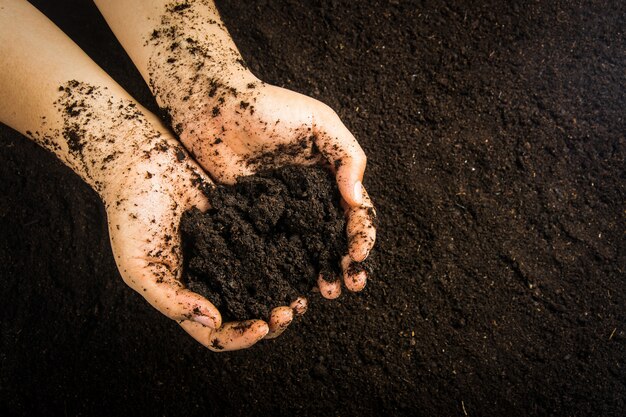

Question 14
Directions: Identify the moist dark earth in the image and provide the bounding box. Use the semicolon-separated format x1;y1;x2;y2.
181;166;355;321
1;0;624;416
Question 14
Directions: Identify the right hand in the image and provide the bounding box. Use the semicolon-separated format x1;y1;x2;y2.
176;77;377;300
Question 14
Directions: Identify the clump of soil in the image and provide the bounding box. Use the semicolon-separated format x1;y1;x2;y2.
180;165;362;321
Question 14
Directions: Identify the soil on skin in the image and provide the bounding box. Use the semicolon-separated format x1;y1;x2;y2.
181;166;354;321
1;1;625;417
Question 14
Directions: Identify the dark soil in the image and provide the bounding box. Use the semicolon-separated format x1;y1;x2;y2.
181;166;354;321
1;1;625;416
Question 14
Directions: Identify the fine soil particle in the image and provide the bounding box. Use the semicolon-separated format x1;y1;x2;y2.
181;165;358;321
1;1;625;417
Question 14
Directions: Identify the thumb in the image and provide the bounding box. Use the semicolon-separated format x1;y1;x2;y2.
113;245;223;329
313;112;366;207
336;156;366;207
107;197;221;329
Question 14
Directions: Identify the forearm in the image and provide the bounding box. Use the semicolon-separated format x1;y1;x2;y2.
94;0;256;135
0;0;170;196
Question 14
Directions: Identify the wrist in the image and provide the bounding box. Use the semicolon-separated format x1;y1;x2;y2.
99;134;185;209
155;65;259;136
42;80;178;201
141;1;260;136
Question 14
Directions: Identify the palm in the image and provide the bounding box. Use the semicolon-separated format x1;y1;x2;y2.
183;84;338;184
180;83;377;297
103;141;289;350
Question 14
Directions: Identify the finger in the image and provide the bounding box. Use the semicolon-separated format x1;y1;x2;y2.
115;245;222;328
336;156;366;207
317;274;342;299
179;319;269;352
127;267;223;329
265;306;294;339
341;254;367;292
289;296;308;315
346;186;377;262
313;114;367;207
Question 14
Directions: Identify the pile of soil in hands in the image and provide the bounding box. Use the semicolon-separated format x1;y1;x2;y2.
180;165;367;321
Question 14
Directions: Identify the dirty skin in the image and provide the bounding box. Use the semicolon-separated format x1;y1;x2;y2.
144;1;351;181
146;0;252;138
27;81;221;317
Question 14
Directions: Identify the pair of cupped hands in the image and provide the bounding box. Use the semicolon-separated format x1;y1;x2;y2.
111;76;376;351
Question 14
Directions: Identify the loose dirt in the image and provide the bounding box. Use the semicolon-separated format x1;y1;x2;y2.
181;166;366;321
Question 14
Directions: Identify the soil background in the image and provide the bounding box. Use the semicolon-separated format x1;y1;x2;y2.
1;1;624;416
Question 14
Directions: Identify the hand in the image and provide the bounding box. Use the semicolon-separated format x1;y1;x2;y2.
0;0;303;351
178;79;377;299
102;133;304;349
91;0;376;298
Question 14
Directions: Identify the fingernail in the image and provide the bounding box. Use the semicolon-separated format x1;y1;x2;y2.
194;314;217;328
290;297;308;315
353;181;363;205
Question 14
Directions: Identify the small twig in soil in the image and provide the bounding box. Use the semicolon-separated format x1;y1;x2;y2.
609;328;617;340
